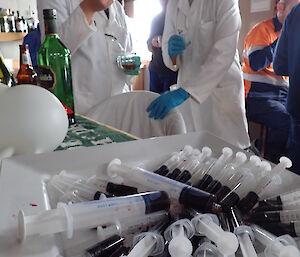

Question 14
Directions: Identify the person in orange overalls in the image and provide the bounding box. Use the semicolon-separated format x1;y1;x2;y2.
242;0;299;163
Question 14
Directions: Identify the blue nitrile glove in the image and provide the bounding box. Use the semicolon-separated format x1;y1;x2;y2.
147;88;189;120
168;35;186;57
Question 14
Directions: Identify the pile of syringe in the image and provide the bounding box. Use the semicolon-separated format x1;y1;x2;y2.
17;145;300;257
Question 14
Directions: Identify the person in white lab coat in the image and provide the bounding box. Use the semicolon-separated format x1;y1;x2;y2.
147;0;250;149
37;0;134;115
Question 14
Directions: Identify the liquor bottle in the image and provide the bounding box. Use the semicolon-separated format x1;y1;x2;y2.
16;45;38;85
15;11;23;32
38;9;75;125
0;52;16;87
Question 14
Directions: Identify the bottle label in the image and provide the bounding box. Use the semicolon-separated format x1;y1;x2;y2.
62;103;74;115
39;66;56;90
21;53;30;65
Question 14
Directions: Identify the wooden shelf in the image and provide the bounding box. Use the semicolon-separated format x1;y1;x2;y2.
0;32;27;42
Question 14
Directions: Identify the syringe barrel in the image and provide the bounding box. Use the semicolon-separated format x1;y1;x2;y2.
19;191;170;241
251;224;275;247
108;160;219;213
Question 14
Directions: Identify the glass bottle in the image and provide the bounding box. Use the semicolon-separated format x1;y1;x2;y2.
16;44;38;85
0;52;16;87
38;9;75;126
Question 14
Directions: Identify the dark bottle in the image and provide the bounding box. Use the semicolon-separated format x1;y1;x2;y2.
16;44;38;85
38;9;75;125
0;53;16;87
15;11;22;32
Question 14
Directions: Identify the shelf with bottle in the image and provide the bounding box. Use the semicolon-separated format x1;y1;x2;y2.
0;32;27;42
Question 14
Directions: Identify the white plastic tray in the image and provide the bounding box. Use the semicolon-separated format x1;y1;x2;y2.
0;131;299;257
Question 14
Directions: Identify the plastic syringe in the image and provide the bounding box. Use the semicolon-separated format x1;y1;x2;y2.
72;234;125;257
172;147;212;182
169;149;201;182
215;156;261;203
126;221;168;257
237;157;292;214
204;152;248;194
164;219;195;257
190;209;239;257
196;147;233;190
219;160;271;208
107;159;222;213
248;208;300;225
97;211;169;241
18;191;170;241
257;221;300;238
170;147;212;184
250;224;300;257
154;145;193;176
256;188;300;212
228;207;258;257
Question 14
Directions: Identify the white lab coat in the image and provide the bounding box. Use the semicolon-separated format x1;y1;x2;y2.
162;0;250;149
37;0;132;115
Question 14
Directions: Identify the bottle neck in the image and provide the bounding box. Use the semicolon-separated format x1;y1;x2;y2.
44;18;58;35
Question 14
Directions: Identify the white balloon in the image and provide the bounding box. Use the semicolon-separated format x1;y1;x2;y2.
0;84;69;158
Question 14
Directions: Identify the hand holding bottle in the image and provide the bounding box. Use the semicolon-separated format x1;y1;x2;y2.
80;0;114;24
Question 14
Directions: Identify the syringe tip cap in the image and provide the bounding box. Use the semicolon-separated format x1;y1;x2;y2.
201;147;212;156
183;145;193;154
107;158;122;177
279;157;292;169
216;232;239;256
222;147;233;157
235;152;247;162
260;161;272;172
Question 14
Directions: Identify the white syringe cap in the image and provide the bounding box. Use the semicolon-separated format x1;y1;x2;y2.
260;161;272;172
279;157;292;169
182;145;193;155
222;147;233;158
107;158;122;178
249;155;261;166
235;152;247;165
216;231;239;256
201;147;212;157
249;155;261;163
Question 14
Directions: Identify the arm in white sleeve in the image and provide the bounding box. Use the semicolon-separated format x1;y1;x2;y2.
37;0;96;54
183;0;241;104
162;0;178;72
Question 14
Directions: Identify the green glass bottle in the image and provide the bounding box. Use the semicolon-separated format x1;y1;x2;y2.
0;52;16;87
38;9;75;126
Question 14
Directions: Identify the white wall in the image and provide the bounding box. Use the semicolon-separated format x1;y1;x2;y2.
0;0;37;60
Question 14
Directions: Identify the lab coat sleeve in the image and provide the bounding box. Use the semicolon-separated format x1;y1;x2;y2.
273;21;289;76
162;0;179;72
37;0;96;54
183;0;242;104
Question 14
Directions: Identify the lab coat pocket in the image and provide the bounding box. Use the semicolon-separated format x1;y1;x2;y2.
213;85;239;114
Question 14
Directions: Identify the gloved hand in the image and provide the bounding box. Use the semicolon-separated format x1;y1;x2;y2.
168;35;186;57
147;88;189;120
